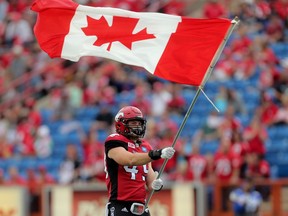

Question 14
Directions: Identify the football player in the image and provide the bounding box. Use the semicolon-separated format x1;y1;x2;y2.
104;106;175;216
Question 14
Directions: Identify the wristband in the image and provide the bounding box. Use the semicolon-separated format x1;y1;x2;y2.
148;149;162;160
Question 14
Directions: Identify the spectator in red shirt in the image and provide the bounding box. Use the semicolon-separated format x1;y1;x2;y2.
213;138;233;182
243;116;267;158
26;99;42;128
265;14;285;42
15;116;35;156
229;131;249;182
203;0;227;18
186;144;208;182
161;0;186;15
80;127;105;182
254;0;272;21
213;137;235;211
257;92;279;126
167;84;186;115
244;152;270;180
241;152;271;200
234;50;257;80
7;0;27;13
212;52;237;81
130;84;151;116
256;39;279;66
272;0;288;20
258;64;277;90
230;24;252;55
219;105;242;139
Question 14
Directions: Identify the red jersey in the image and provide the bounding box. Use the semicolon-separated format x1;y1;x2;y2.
228;142;248;169
214;152;233;181
243;126;267;156
247;160;270;178
105;133;153;204
187;154;208;181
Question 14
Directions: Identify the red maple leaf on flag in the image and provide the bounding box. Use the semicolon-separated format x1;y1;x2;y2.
81;16;156;51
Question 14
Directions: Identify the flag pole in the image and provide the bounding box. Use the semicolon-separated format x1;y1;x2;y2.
144;16;240;212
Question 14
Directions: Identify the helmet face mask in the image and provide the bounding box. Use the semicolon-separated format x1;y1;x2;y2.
125;118;146;138
115;106;146;139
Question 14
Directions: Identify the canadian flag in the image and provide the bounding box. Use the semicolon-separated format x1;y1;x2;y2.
31;0;232;86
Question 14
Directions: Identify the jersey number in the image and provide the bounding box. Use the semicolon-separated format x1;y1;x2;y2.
124;165;149;181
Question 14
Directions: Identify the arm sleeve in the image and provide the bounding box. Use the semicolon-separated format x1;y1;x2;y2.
105;140;127;155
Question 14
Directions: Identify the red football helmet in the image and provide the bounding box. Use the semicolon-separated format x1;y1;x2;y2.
115;106;146;138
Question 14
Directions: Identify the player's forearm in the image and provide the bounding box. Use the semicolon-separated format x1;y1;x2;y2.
122;149;166;166
125;153;153;166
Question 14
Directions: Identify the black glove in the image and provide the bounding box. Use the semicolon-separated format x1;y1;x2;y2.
148;149;162;160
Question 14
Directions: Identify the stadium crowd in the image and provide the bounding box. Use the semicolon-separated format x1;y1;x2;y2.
0;0;287;210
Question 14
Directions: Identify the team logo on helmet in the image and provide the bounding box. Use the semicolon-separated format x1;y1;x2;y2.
115;112;124;122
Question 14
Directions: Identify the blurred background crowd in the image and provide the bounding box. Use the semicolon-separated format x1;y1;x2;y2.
0;0;288;211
